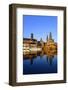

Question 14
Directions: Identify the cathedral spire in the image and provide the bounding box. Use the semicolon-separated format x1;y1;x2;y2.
49;32;52;40
46;35;48;41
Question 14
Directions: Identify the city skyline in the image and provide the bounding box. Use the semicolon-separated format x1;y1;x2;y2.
23;15;57;42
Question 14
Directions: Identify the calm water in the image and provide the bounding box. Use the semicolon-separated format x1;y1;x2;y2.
23;52;57;75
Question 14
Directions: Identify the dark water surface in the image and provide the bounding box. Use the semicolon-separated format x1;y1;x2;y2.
23;53;57;75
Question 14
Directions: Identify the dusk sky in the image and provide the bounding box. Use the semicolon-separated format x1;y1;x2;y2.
23;15;57;42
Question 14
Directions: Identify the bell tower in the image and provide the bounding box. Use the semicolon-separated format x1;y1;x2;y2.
49;32;52;40
31;33;33;39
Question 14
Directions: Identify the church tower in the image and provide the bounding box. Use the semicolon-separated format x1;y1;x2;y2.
49;32;52;40
46;35;48;41
31;33;33;39
40;38;44;48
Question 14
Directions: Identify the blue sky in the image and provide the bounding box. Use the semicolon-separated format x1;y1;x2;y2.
23;15;57;42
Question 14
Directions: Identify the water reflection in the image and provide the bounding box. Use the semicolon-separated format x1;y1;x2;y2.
23;51;56;65
23;51;57;74
46;55;54;65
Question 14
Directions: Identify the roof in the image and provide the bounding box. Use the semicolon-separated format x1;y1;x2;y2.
23;38;37;41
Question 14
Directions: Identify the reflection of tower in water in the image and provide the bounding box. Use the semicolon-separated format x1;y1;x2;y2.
46;55;54;65
23;54;37;65
40;51;44;58
30;55;37;65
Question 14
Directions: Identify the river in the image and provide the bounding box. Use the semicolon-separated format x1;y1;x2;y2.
23;52;57;75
